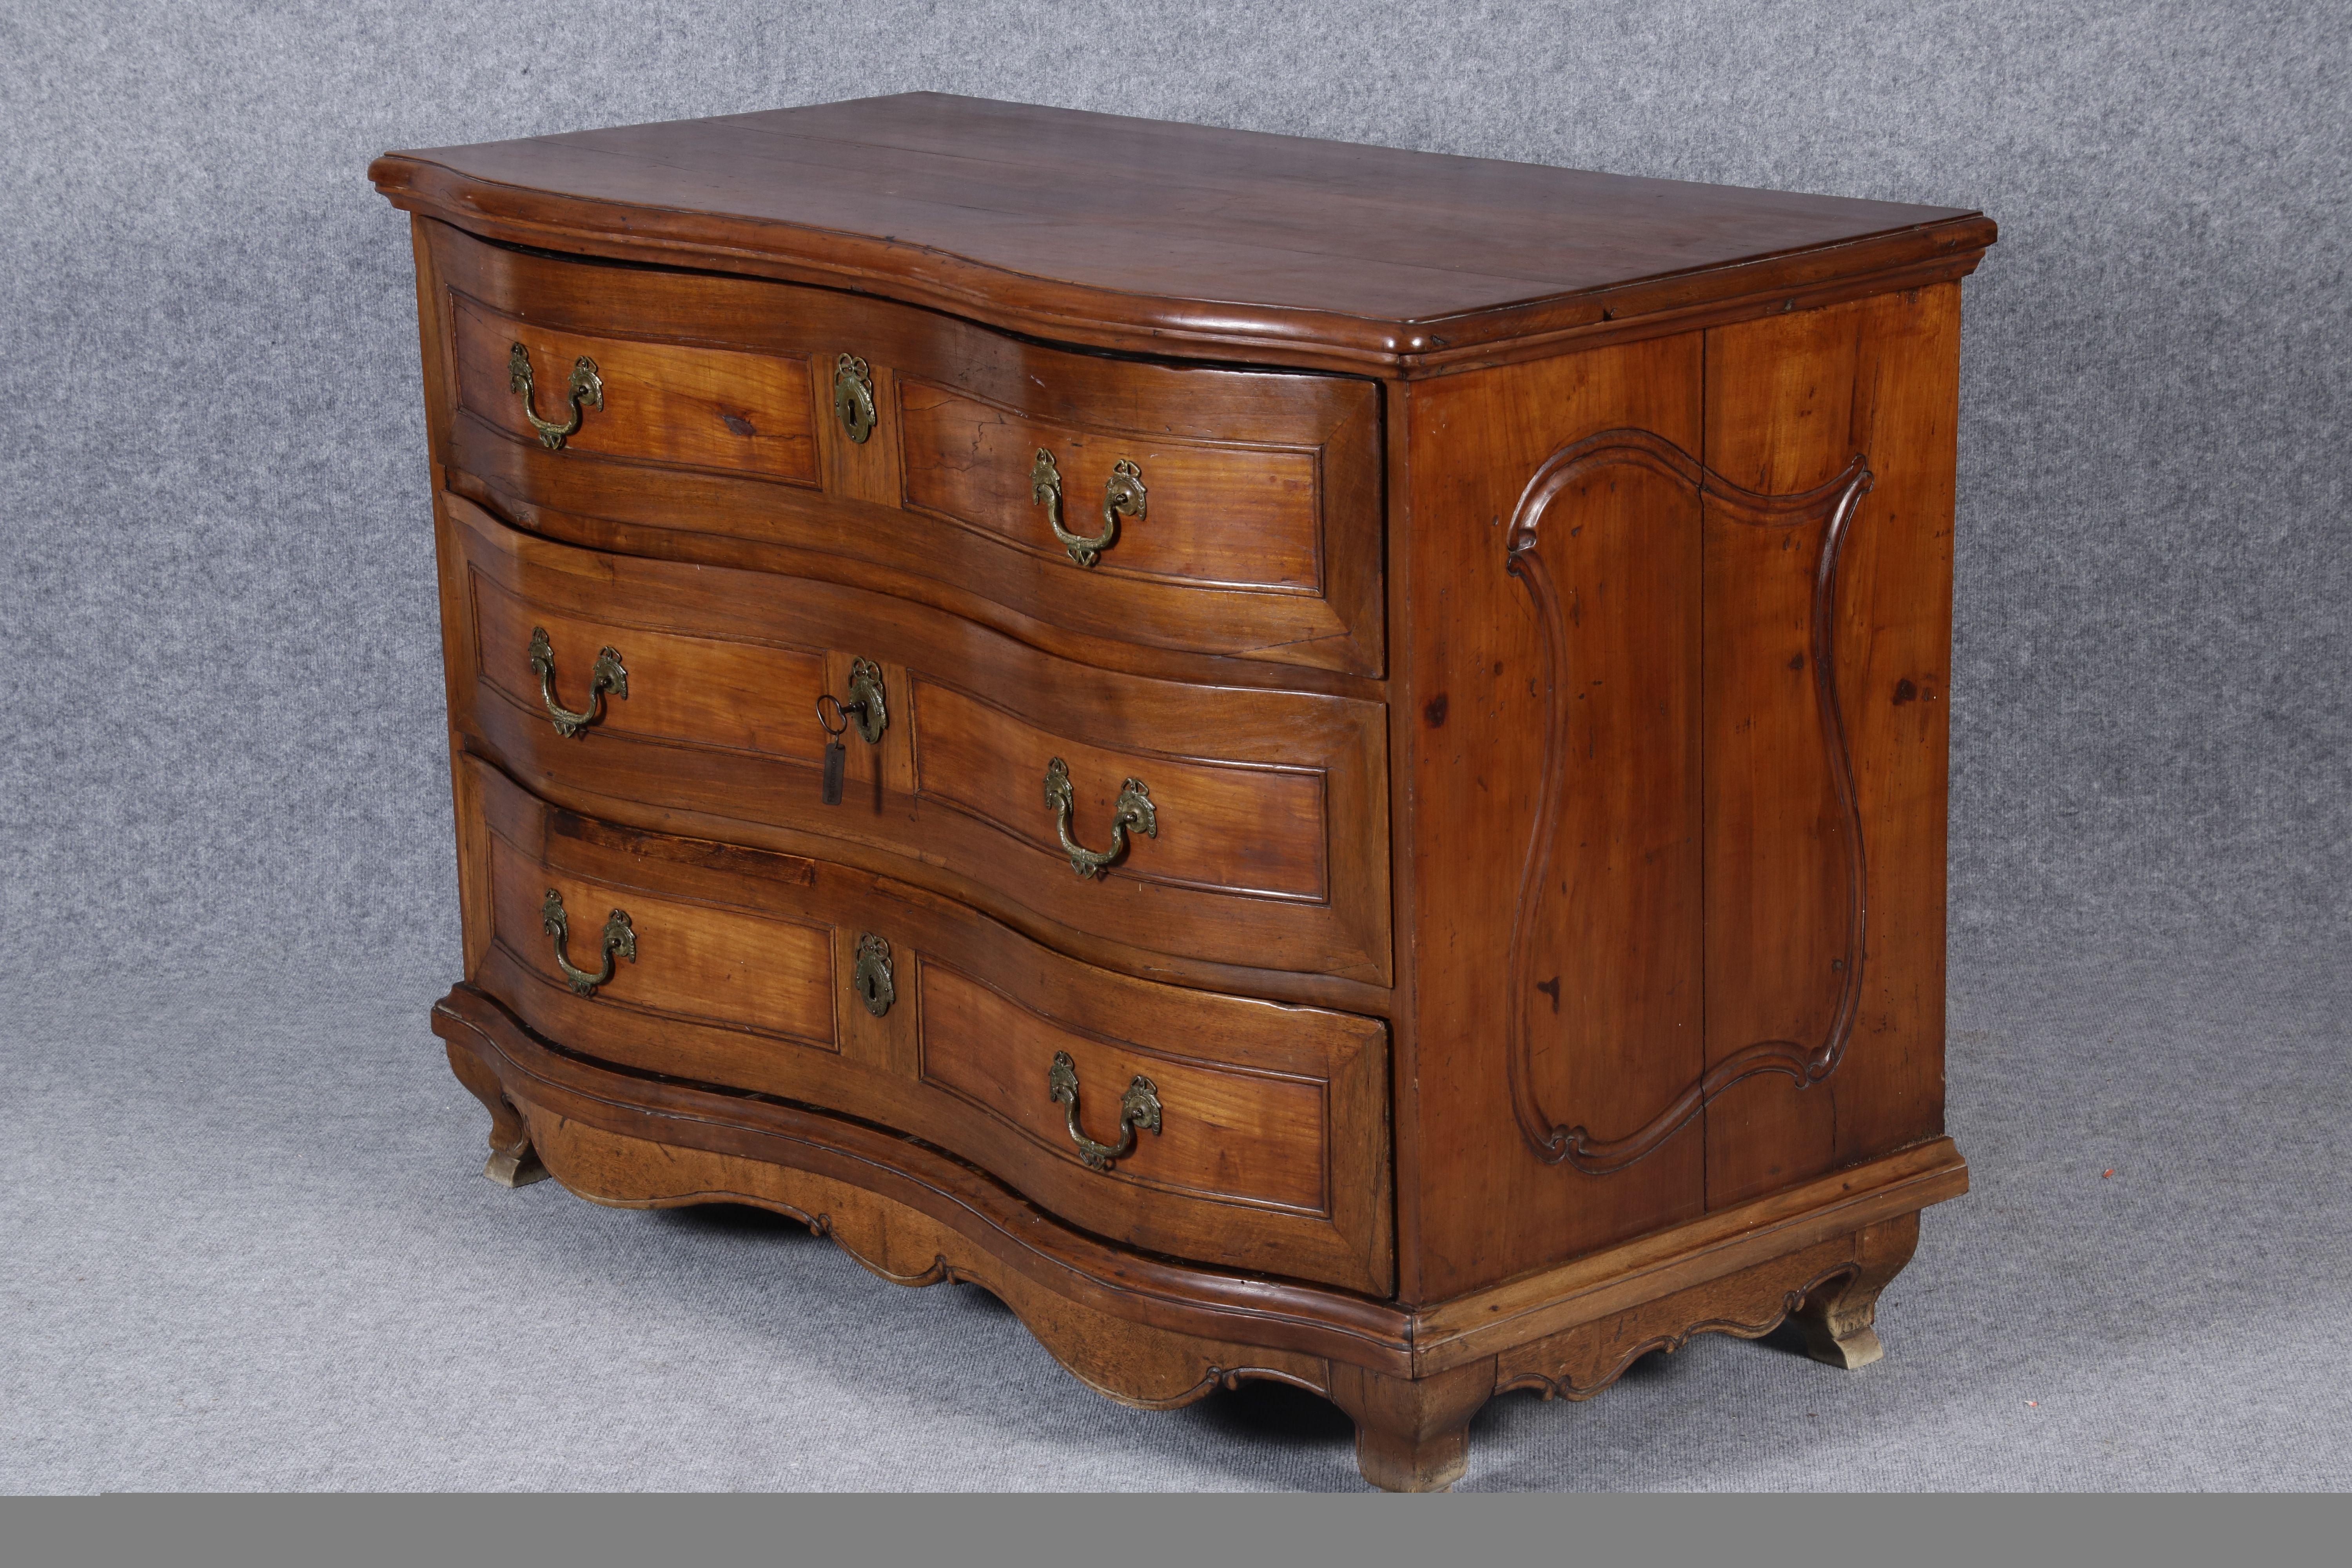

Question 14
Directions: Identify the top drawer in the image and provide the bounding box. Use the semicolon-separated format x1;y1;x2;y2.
421;221;1385;675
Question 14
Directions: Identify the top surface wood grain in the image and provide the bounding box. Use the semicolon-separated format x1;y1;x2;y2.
373;92;1992;368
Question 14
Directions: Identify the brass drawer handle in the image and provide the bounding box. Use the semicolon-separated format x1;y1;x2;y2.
541;889;636;997
1030;448;1145;569
1044;757;1155;879
528;627;626;738
1047;1051;1161;1172
508;343;603;451
833;354;877;443
852;933;895;1017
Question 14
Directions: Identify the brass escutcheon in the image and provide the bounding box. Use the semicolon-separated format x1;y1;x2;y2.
1030;448;1145;568
509;343;603;451
1043;757;1155;879
1047;1051;1162;1172
541;889;636;998
528;627;626;738
841;657;888;744
833;354;877;443
852;933;895;1017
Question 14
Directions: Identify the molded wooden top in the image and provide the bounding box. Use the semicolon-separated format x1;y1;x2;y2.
372;92;1994;374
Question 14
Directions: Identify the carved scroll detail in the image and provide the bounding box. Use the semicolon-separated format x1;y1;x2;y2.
1503;429;1872;1172
1496;1259;1857;1403
506;1091;1332;1412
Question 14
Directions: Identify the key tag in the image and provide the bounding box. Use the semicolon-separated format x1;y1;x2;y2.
814;693;850;805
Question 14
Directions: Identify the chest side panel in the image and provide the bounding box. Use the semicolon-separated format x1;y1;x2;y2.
1396;338;1709;1300
1398;290;1962;1300
1698;285;1960;1208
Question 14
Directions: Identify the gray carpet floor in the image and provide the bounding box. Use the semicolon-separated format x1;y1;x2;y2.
5;943;2347;1492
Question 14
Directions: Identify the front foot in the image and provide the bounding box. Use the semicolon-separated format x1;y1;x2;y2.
1328;1358;1496;1492
1793;1212;1919;1369
445;1038;550;1188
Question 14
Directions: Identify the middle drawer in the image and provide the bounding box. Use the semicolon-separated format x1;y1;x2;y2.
443;492;1391;985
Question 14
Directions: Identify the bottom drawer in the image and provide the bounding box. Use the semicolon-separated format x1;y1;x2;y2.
459;754;1393;1294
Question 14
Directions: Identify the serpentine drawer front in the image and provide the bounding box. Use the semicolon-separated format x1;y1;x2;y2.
383;93;1991;1490
463;757;1393;1294
426;221;1383;675
446;494;1390;983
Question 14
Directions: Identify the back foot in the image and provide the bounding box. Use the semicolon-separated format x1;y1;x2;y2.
1793;1212;1918;1369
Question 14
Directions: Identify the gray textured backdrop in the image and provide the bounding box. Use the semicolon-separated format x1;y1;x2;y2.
5;0;2352;1495
4;0;2347;977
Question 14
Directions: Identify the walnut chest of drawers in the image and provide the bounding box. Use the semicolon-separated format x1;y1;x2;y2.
371;93;1994;1490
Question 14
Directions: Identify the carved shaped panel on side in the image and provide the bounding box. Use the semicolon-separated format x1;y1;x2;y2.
1504;430;1869;1174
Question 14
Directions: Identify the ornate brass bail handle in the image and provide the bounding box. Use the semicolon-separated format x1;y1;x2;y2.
1043;757;1155;879
529;627;626;738
541;889;636;998
508;343;603;451
1030;448;1146;568
1047;1051;1162;1172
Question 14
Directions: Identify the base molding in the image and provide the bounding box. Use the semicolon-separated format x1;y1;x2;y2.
1494;1213;1920;1400
432;983;1966;1489
532;1107;1333;1410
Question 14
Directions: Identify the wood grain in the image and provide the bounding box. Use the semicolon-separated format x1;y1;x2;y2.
1495;1232;1860;1400
1328;1357;1496;1492
918;961;1332;1216
525;1107;1340;1409
424;221;1385;675
385;102;1989;1485
372;93;1994;374
444;491;1392;987
437;983;1961;1486
484;828;839;1051
463;754;1394;1293
452;293;816;482
912;679;1330;903
1500;434;1706;1169
1409;1134;1964;1373
1699;286;1960;1209
898;381;1327;592
1394;335;1709;1300
470;569;831;765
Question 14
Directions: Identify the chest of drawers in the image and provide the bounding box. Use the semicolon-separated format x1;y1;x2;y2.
373;93;1993;1490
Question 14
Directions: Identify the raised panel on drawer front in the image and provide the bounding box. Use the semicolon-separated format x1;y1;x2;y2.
897;381;1326;594
451;294;817;483
917;962;1330;1216
912;679;1330;904
458;755;1393;1293
423;220;1385;675
470;571;830;764
483;829;838;1054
